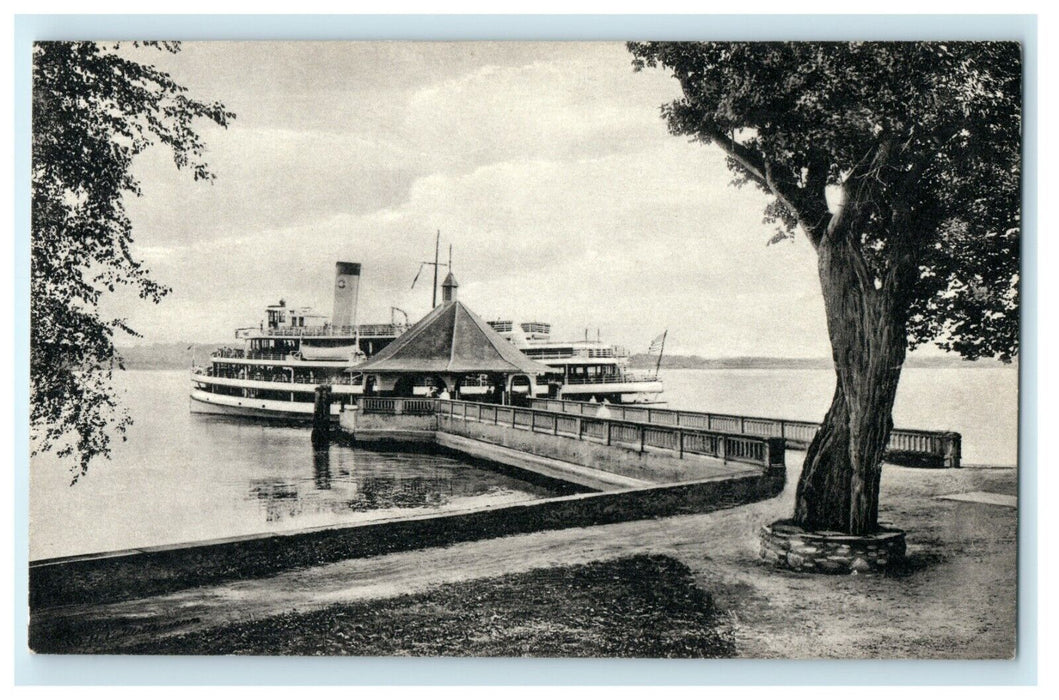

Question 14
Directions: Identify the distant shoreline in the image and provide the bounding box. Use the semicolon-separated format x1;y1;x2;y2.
116;343;1017;372
627;354;1014;371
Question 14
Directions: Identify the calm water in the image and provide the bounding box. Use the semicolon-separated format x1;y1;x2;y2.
30;366;1019;560
30;370;559;560
659;366;1019;467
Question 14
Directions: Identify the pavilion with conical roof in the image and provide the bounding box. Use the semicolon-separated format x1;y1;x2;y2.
353;274;554;403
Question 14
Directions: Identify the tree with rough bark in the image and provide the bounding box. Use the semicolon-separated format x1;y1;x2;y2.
32;42;234;481
627;41;1020;535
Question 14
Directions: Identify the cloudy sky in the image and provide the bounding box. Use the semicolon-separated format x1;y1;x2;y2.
106;41;832;358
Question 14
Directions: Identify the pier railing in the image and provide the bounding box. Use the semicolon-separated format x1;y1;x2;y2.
436;399;784;470
528;399;961;468
358;397;438;416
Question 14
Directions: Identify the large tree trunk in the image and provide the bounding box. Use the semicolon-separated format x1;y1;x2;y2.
793;230;911;536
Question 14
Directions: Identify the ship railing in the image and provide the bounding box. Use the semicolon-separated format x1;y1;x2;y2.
523;350;580;360
585;347;626;358
196;371;362;387
524;348;631;361
264;323;406;338
247;351;292;361
211;349;295;361
295;375;361;385
528;398;962;468
436;399;784;470
562;371;660;385
576;347;623;358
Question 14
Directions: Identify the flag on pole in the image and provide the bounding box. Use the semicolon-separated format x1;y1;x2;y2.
648;331;666;354
649;330;668;378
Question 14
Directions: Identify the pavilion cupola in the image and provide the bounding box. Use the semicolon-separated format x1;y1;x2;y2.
442;272;459;303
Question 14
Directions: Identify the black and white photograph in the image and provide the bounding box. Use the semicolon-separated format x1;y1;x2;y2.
26;37;1023;661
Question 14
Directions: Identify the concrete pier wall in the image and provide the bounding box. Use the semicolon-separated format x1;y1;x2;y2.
30;469;785;610
338;409;437;445
437;414;743;484
435;432;657;491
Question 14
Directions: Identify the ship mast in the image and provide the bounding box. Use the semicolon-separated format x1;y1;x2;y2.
411;230;452;309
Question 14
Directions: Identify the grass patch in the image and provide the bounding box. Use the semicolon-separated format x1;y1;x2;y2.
115;555;733;657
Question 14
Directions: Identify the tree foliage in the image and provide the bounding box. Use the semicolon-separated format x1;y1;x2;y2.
628;41;1020;361
31;42;234;481
628;42;1020;534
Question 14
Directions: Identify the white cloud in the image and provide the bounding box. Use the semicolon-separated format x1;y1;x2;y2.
402;53;681;172
108;42;832;358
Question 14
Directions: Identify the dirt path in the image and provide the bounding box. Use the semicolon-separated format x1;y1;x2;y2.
32;510;716;651
32;459;1018;658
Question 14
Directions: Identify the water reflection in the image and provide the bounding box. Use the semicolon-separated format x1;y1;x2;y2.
249;479;301;523
244;442;553;526
313;446;331;490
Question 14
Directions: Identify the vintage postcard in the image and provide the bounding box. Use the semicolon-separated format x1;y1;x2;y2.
28;39;1021;660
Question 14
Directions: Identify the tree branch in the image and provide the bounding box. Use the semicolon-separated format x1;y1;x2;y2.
701;124;769;188
702;123;828;246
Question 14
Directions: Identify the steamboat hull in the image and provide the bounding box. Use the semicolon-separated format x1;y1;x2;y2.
189;389;340;422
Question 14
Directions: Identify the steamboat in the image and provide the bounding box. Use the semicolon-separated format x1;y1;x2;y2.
484;320;664;404
189;262;407;420
190;261;666;420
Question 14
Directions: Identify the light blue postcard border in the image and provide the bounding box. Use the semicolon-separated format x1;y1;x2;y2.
13;13;1038;686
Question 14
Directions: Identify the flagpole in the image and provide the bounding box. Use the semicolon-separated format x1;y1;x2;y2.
654;330;667;379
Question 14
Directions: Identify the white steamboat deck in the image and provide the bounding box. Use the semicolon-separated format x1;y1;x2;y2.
559;378;664;397
192;373;362;395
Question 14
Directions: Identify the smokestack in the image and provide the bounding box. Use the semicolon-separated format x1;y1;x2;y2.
332;262;361;330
